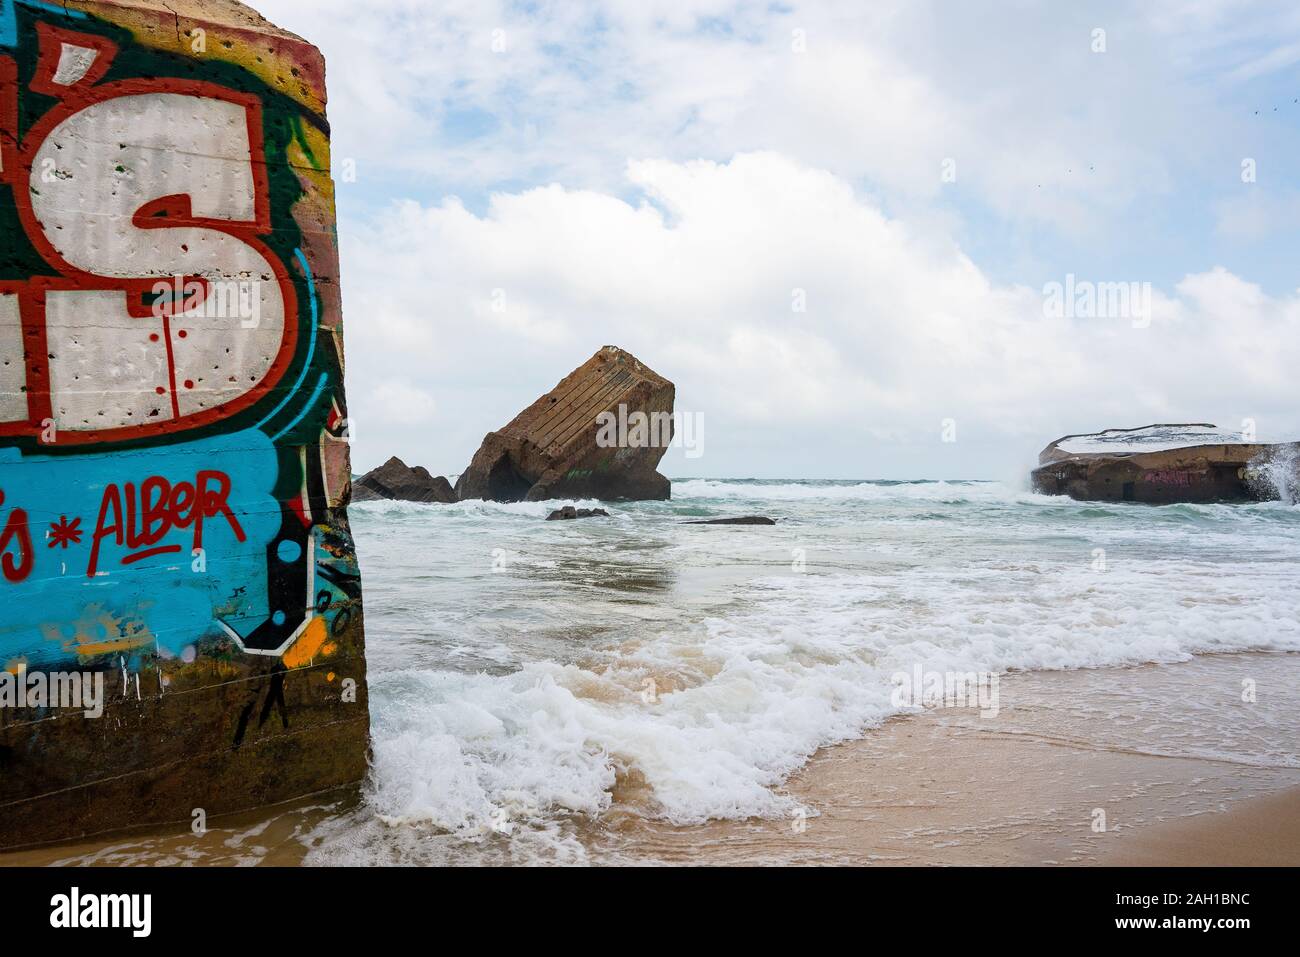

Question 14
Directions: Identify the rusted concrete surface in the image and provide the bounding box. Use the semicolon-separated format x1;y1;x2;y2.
1030;424;1298;504
456;346;675;502
0;0;367;848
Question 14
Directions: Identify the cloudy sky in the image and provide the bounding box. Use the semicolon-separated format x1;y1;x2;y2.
259;0;1300;481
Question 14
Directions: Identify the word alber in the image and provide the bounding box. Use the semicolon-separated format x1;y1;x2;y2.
0;670;103;717
88;470;245;576
50;887;151;937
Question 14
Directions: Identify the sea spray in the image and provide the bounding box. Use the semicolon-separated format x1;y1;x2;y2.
1246;446;1300;505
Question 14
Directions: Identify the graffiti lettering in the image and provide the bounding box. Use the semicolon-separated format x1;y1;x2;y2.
0;489;33;582
1143;470;1198;487
1;10;355;660
0;26;296;445
0;0;370;845
87;470;246;577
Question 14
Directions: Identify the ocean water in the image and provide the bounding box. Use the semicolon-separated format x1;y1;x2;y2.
291;478;1300;865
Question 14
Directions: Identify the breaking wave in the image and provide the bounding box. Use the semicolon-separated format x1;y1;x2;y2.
302;478;1300;863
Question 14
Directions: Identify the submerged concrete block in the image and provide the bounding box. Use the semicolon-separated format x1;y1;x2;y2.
1030;424;1299;504
0;0;367;848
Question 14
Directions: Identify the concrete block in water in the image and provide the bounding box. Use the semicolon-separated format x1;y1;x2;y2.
456;346;675;502
0;0;368;848
1030;424;1299;504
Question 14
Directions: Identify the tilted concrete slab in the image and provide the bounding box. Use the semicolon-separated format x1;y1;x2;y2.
456;346;675;502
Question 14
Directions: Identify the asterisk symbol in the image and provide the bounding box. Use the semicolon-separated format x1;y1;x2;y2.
48;515;82;549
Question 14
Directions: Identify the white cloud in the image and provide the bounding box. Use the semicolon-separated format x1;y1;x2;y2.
339;152;1300;478
256;0;1279;230
1214;189;1300;241
362;381;438;427
241;0;1300;477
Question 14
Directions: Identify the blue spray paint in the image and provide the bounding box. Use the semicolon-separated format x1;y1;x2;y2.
0;429;284;668
2;0;91;48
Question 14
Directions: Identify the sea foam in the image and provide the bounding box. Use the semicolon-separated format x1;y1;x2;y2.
308;479;1300;862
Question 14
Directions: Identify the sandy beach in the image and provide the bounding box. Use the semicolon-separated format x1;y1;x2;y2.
592;652;1300;865
4;651;1296;866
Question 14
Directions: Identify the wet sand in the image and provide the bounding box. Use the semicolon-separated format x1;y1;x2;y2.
1098;785;1300;866
4;653;1298;866
593;653;1300;865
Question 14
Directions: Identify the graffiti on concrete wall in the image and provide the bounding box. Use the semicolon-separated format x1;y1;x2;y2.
1141;470;1199;487
0;1;359;676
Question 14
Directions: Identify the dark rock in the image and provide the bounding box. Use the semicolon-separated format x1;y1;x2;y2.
546;506;611;521
456;346;674;503
352;456;457;504
1030;424;1299;504
683;515;777;525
